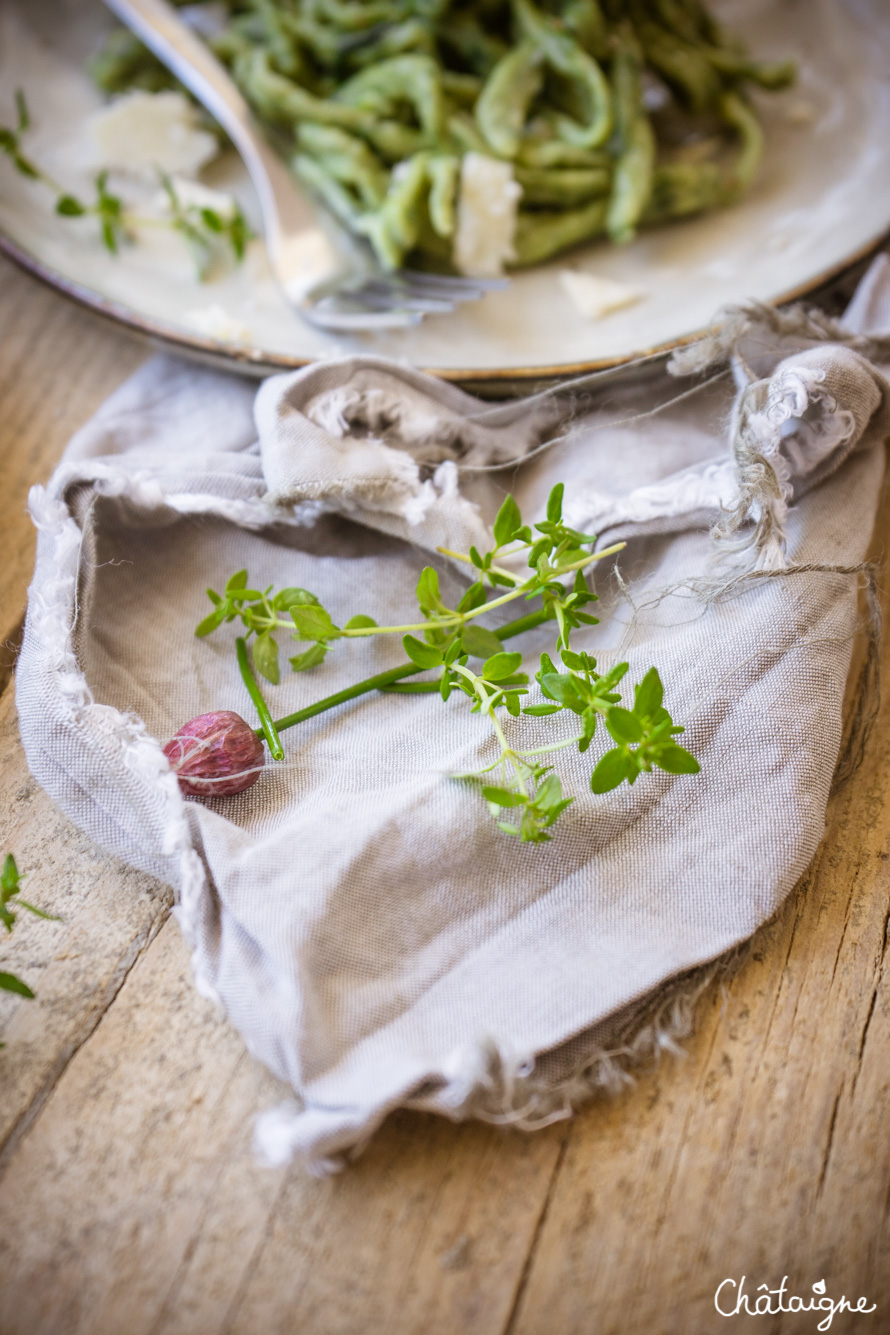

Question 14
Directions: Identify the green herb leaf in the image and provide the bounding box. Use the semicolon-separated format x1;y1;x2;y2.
457;581;486;614
460;623;503;660
634;667;664;718
225;569;248;593
528;538;551;567
523;703;562;716
290;604;341;642
605;707;643;745
482;651;523;682
252;632;280;685
289;643;328;672
590;747;633;794
1;854;19;895
15;89;29;134
56;194;86;217
195;606;227;638
493;494;522;547
416;566;444;616
15;899;60;921
535;773;564;809
539;673;586;713
0;971;34;999
560;649;588;671
343;614;377;630
600;662;630;690
482;786;525;807
274;586;319;610
654;743;700;775
226;206;250;261
402;635;444;669
13;153;40;180
547;482;564;524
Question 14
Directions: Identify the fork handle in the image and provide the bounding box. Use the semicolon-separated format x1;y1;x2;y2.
102;0;307;253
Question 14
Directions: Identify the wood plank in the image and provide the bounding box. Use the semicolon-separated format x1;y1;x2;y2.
0;912;565;1335
0;256;160;1161
0;917;280;1335
0;686;172;1166
0;254;145;684
509;551;890;1333
220;1115;565;1335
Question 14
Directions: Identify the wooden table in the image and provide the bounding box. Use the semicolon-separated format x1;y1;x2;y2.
0;253;888;1335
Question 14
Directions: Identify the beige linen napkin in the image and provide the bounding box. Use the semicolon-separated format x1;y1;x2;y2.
16;261;890;1169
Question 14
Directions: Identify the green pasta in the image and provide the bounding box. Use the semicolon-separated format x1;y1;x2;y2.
93;0;795;272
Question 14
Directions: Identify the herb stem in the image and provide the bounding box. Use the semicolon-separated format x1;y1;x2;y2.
236;636;284;760
492;608;551;641
270;662;422;732
339;543;625;639
435;547;524;582
496;607;552;638
263;605;551;738
380;681;441;693
518;736;582;757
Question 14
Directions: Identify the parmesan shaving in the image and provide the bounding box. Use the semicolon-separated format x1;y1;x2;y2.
90;91;218;179
559;270;643;321
182;305;251;344
454;153;521;279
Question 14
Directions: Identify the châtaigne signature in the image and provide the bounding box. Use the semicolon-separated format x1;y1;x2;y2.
715;1276;876;1330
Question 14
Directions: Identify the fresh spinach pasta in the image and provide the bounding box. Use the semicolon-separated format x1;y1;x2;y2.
92;0;794;274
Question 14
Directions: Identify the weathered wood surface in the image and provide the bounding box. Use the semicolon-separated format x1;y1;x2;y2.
0;258;144;688
0;253;889;1335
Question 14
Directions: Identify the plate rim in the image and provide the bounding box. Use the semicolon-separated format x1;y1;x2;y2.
2;222;888;386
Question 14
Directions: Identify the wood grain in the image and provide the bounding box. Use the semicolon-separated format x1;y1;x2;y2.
0;688;172;1169
0;255;144;684
0;258;889;1335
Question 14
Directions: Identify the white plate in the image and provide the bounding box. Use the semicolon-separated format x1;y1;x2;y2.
1;0;889;388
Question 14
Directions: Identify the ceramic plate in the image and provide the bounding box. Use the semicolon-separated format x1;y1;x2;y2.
1;0;889;389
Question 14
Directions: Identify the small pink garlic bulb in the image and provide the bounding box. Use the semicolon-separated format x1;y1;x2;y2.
163;710;265;797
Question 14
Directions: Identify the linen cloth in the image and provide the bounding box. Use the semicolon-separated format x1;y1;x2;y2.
16;262;890;1170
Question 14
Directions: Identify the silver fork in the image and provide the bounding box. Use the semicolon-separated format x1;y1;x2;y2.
102;0;506;331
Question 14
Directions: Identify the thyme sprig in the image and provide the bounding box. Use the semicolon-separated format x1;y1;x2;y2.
159;170;251;276
0;91;251;273
194;484;700;842
0;854;58;1006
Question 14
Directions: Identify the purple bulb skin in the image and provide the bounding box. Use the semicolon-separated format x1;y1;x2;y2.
163;710;265;797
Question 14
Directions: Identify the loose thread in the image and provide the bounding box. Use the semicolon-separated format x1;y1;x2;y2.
610;559;883;790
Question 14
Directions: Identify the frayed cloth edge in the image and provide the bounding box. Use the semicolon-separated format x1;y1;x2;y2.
252;956;735;1175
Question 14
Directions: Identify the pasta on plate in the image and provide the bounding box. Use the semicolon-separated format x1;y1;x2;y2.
92;0;794;276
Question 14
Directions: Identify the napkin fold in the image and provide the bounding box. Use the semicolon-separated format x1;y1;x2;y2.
16;260;890;1170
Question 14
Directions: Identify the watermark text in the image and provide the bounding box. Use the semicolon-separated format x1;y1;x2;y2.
715;1276;876;1331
